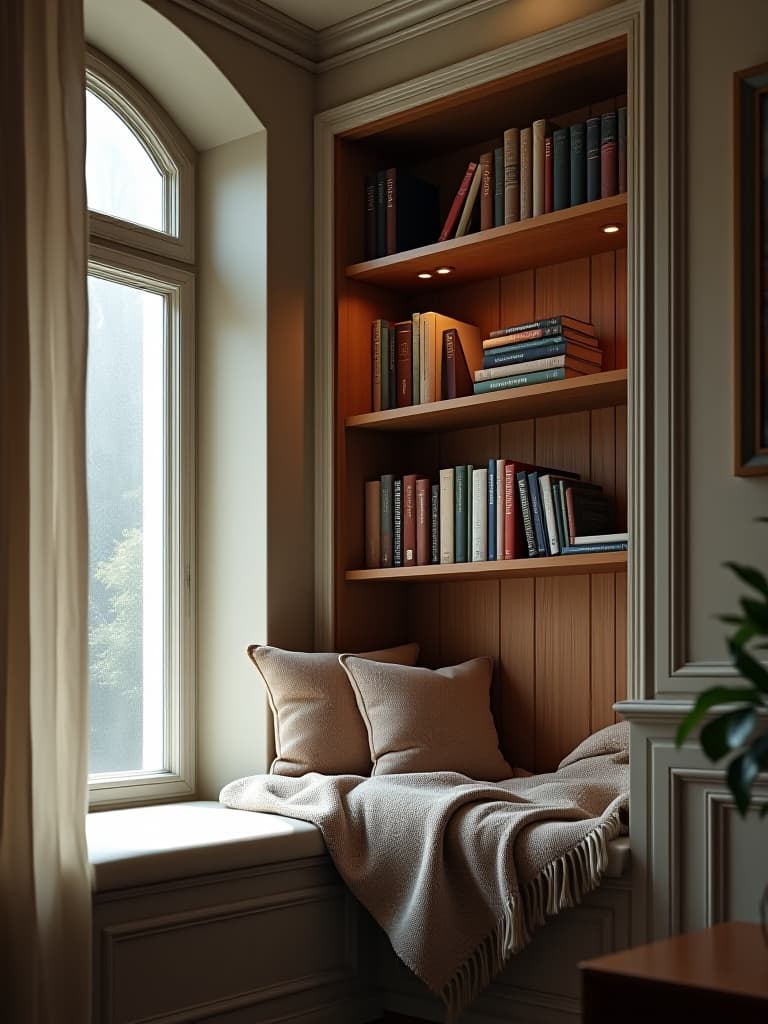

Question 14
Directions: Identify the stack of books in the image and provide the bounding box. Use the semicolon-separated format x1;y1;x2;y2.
363;459;627;569
473;315;601;394
436;107;628;242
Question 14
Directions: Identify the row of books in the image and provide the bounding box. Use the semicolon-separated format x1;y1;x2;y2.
473;314;602;395
371;313;603;410
439;109;627;241
363;460;627;569
363;108;628;258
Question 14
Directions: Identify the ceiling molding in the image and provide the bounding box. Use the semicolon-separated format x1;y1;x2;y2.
167;0;511;73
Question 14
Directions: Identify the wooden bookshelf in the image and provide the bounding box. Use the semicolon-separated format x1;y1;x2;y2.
347;369;627;432
346;195;627;291
346;550;627;582
327;36;630;772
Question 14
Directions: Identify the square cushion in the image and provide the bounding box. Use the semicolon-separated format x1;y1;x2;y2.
338;655;512;780
247;642;419;776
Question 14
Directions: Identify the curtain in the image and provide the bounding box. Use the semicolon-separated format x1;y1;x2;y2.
0;1;91;1021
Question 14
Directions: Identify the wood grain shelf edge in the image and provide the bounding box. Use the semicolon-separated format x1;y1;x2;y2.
346;551;627;582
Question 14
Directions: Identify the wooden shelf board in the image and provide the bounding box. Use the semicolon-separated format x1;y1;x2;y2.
345;195;627;290
346;551;627;583
346;369;627;432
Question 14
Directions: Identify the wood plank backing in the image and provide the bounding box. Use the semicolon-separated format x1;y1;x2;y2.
534;574;592;770
499;578;536;771
591;572;617;731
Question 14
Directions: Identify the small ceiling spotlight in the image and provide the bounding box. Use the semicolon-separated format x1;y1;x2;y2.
417;271;433;279
602;224;621;234
435;266;455;275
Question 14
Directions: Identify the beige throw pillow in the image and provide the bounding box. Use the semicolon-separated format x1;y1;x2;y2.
338;655;512;780
247;642;419;776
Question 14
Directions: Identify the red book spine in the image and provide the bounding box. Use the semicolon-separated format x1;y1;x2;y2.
385;167;396;256
438;161;478;241
479;151;494;231
600;112;618;198
544;136;553;214
395;321;412;407
415;478;430;565
403;474;418;566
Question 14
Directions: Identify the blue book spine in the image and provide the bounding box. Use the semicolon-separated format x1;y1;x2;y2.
561;542;628;554
473;367;567;394
483;338;568;368
586;116;601;202
487;459;497;560
553;127;569;211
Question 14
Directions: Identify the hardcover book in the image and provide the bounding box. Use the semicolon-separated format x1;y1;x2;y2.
618;106;627;193
441;328;474;399
475;353;600;382
439;161;477;241
487;458;497;560
488;315;596;340
482;338;602;371
455;162;484;237
561;541;627;554
471;467;488;562
416;477;431;565
375;169;387;258
454;465;469;563
586;115;601;202
503;127;520;224
493;146;504;226
365;479;381;568
393;477;403;567
430;483;440;564
380;473;394;568
553;126;569;211
600;111;618;198
403;473;418;566
519;126;533;220
532;118;548;217
473;366;587;394
565;485;612;543
411;312;421;406
544;135;553;214
420;313;482;403
569;121;586;206
394;320;413;407
480;151;494;231
439;467;455;564
385;168;440;255
365;172;376;260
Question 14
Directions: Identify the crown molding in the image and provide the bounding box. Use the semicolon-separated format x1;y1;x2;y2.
167;0;511;73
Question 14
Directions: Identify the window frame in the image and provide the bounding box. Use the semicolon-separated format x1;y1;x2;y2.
86;49;197;807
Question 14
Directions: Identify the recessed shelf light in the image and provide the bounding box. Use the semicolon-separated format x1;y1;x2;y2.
602;224;621;234
435;266;455;275
417;272;433;279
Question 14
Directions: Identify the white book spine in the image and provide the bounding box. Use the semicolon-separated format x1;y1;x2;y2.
471;468;488;562
439;467;455;564
475;354;567;382
539;475;560;555
495;459;505;561
455;163;483;237
573;531;629;545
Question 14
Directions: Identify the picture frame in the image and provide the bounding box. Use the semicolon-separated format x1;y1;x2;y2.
734;62;768;475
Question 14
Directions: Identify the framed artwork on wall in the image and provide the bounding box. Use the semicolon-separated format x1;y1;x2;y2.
735;62;768;475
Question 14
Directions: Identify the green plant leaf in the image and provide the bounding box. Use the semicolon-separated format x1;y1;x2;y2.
699;708;756;760
739;597;768;631
729;642;768;695
727;733;768;816
719;614;746;625
675;686;762;747
725;561;768;597
731;623;759;647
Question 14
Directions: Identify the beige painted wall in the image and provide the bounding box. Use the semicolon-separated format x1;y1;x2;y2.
316;0;625;110
686;0;768;663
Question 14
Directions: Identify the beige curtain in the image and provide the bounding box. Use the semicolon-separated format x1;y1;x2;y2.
0;1;91;1021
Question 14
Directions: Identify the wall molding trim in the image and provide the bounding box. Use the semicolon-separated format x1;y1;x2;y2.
167;0;520;73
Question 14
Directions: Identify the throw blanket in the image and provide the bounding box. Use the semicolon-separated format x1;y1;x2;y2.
221;721;629;1022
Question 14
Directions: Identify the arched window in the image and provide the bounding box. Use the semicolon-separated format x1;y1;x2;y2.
86;49;195;805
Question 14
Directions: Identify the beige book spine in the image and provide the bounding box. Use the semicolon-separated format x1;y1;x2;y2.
503;127;520;224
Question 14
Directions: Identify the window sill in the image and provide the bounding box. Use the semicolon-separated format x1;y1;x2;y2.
86;799;325;892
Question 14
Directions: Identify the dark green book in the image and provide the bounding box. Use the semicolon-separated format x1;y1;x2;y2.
553;127;569;211
569;121;586;206
466;464;474;559
454;465;468;563
473;367;577;393
586;116;601;201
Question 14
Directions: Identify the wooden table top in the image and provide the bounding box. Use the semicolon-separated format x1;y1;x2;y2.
580;922;768;1001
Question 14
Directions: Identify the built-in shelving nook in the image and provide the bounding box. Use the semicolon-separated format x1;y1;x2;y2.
321;32;634;773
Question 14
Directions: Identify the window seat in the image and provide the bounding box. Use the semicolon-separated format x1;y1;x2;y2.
87;798;630;891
